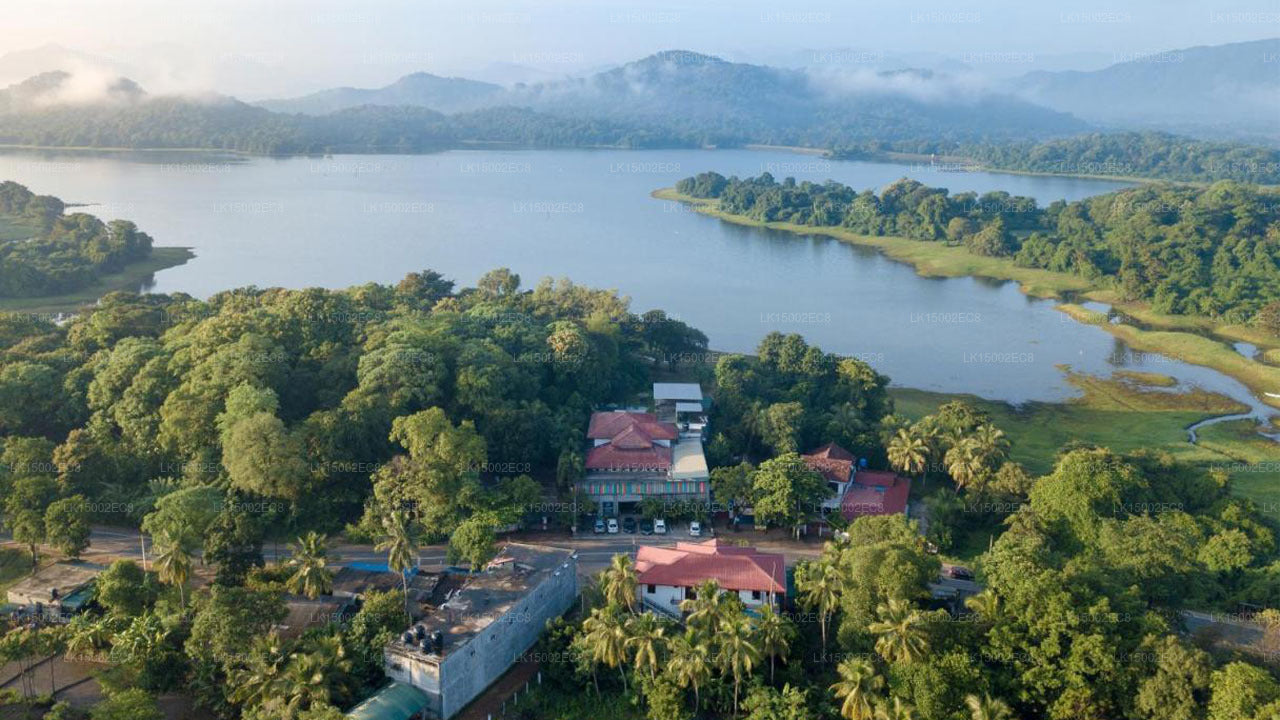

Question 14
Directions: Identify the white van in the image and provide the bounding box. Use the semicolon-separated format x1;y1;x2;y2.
688;521;702;537
653;519;667;535
607;518;619;534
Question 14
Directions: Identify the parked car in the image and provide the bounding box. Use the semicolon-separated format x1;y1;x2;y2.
688;521;702;537
622;517;637;534
593;518;605;534
945;565;974;580
607;518;619;534
639;519;654;535
653;519;667;535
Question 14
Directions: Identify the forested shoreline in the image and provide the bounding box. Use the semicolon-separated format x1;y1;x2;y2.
832;131;1280;185
675;171;1280;324
0;181;155;298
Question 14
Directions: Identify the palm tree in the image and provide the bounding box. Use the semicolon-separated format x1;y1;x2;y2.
796;555;841;651
965;693;1014;720
964;590;1001;623
602;553;639;613
581;606;630;692
375;511;418;617
153;530;192;608
972;424;1009;465
945;438;986;492
718;614;761;715
667;631;711;710
625;612;666;679
868;599;929;665
875;697;919;720
277;639;352;716
755;604;793;684
830;657;884;720
63;615;112;661
680;579;736;635
286;531;337;599
229;632;290;709
887;428;928;479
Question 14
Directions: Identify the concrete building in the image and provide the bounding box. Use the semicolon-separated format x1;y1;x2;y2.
5;561;103;623
579;383;711;516
652;382;707;432
381;543;577;719
635;539;785;620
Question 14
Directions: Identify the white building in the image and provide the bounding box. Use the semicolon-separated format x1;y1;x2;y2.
634;539;785;620
381;544;578;719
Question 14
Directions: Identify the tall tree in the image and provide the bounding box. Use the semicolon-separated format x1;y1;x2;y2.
755;604;793;684
581;606;630;692
831;657;884;720
375;511;418;616
796;553;841;651
667;631;712;710
868;598;930;665
286;531;336;599
625;612;666;680
153;530;192;608
719;614;761;715
602;554;639;613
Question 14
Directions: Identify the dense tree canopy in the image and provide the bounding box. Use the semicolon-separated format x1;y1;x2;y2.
0;181;154;297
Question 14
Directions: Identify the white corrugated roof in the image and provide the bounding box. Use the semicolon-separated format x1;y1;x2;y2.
671;440;709;480
653;383;703;401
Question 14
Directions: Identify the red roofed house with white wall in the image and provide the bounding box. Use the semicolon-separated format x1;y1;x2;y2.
634;539;785;619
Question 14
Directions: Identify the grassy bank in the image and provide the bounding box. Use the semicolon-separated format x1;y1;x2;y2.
889;373;1280;516
654;187;1280;411
0;246;194;316
1058;304;1280;410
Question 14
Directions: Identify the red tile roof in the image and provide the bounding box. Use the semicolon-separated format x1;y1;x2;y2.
635;539;785;594
840;471;910;519
585;443;672;472
807;443;854;461
803;443;855;485
851;470;899;488
587;412;677;441
585;412;678;473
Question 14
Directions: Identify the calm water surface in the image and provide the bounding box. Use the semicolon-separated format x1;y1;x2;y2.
0;148;1273;421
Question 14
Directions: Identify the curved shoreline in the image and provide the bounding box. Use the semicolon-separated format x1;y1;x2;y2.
652;186;1280;414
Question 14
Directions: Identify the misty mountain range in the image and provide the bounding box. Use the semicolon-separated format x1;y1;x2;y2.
0;40;1277;158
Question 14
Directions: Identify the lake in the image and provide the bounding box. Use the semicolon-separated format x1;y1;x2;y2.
0;147;1274;422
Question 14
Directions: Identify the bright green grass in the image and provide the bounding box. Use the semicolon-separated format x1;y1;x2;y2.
0;246;194;315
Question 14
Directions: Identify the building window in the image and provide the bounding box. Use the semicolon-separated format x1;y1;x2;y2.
686;587;696;600
751;590;762;601
647;584;656;594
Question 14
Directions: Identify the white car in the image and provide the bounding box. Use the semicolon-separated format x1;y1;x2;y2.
607;518;619;534
653;519;667;535
688;521;702;537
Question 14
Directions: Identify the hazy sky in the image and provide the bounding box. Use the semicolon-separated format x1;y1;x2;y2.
4;0;1280;97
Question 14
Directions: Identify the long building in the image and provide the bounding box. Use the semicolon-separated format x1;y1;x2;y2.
375;543;578;720
578;383;711;517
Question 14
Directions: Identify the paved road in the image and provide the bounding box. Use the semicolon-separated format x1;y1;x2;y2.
32;524;827;576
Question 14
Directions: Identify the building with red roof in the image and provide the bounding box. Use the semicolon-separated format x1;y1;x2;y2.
635;539;785;617
840;469;911;520
580;408;709;517
802;443;857;512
